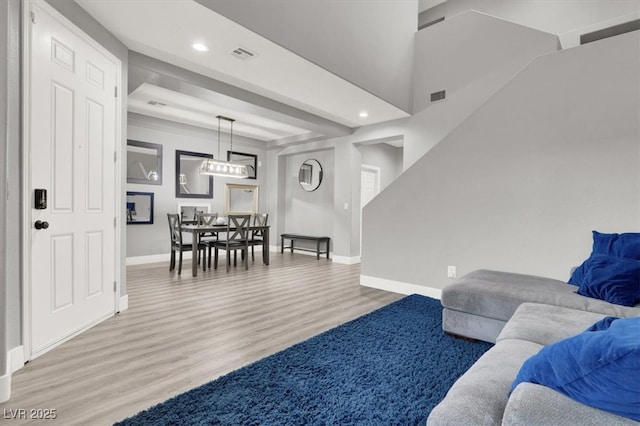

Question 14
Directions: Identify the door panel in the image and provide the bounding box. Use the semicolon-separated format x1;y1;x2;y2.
28;3;117;356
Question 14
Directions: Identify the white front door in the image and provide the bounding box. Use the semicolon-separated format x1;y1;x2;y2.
361;167;379;208
360;165;380;256
26;2;118;357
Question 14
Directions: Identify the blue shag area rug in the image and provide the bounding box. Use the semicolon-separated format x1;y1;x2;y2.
116;295;492;425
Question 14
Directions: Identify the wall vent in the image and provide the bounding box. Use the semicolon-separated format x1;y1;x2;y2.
430;90;446;103
580;19;640;44
230;46;257;60
146;100;166;107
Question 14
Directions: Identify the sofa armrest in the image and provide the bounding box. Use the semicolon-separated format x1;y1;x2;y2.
503;382;639;425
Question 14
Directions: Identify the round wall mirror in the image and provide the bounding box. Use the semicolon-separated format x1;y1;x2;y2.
298;159;323;192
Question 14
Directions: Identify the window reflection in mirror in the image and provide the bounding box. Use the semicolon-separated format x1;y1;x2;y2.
175;150;213;199
127;140;162;185
126;191;154;224
298;159;323;192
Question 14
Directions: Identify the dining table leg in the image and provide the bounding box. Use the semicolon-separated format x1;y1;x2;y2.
192;229;198;277
263;229;270;265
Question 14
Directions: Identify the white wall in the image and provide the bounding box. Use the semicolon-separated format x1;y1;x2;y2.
361;31;640;290
195;0;418;112
126;114;268;258
420;0;640;47
283;149;335;250
409;10;559;168
358;144;403;192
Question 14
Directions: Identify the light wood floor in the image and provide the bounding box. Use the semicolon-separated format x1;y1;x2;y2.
1;253;402;425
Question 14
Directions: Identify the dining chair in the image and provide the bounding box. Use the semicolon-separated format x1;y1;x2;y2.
212;214;251;272
197;212;219;268
248;213;269;261
167;213;206;275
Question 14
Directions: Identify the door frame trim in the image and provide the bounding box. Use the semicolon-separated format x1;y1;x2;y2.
21;0;123;361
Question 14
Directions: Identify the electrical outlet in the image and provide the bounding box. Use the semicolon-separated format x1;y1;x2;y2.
447;266;457;279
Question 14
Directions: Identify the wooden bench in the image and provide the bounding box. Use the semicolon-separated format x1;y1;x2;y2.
280;234;330;260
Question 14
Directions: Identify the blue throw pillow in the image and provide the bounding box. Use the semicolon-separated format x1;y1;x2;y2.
512;317;640;421
568;231;640;286
585;316;619;332
593;231;640;260
568;259;587;286
576;254;640;307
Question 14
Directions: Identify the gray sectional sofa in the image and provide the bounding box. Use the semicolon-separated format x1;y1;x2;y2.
427;269;640;425
440;269;640;344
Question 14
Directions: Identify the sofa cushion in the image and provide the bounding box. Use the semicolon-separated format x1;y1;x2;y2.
441;270;640;324
512;316;640;421
427;339;541;425
575;254;640;307
497;303;606;346
504;382;640;426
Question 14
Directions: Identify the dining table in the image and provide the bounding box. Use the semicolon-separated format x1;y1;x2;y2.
180;224;270;277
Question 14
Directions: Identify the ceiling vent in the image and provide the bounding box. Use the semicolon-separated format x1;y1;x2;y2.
146;100;166;107
230;46;257;60
430;90;446;103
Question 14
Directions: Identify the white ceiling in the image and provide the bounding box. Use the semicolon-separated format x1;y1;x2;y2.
129;83;312;141
76;0;411;137
419;0;448;13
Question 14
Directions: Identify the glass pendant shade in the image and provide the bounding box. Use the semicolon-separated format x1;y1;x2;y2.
199;159;249;178
200;115;248;179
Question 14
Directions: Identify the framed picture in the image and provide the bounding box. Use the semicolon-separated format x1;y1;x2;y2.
127;140;162;185
227;151;257;179
176;150;213;198
126;191;154;224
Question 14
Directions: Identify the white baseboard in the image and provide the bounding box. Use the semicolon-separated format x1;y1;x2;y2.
8;346;24;374
0;345;24;403
126;250;238;266
332;255;361;265
0;371;10;403
126;253;172;265
118;295;129;313
360;275;442;299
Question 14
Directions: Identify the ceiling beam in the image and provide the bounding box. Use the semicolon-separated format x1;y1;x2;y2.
129;51;353;139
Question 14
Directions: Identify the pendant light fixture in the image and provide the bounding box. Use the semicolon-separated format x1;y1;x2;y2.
199;115;249;178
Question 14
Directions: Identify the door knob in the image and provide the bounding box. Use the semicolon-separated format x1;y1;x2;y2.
34;220;49;230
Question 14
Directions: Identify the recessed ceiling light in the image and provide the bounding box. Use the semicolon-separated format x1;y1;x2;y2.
192;43;209;52
359;111;369;118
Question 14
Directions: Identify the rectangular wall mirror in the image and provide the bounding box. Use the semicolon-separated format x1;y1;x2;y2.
227;151;257;180
224;183;259;215
177;202;210;224
127;140;162;185
126;191;154;224
176;150;213;199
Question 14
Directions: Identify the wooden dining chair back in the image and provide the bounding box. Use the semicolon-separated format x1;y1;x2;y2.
197;212;219;268
212;214;251;272
167;213;205;275
248;213;269;261
197;212;219;228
